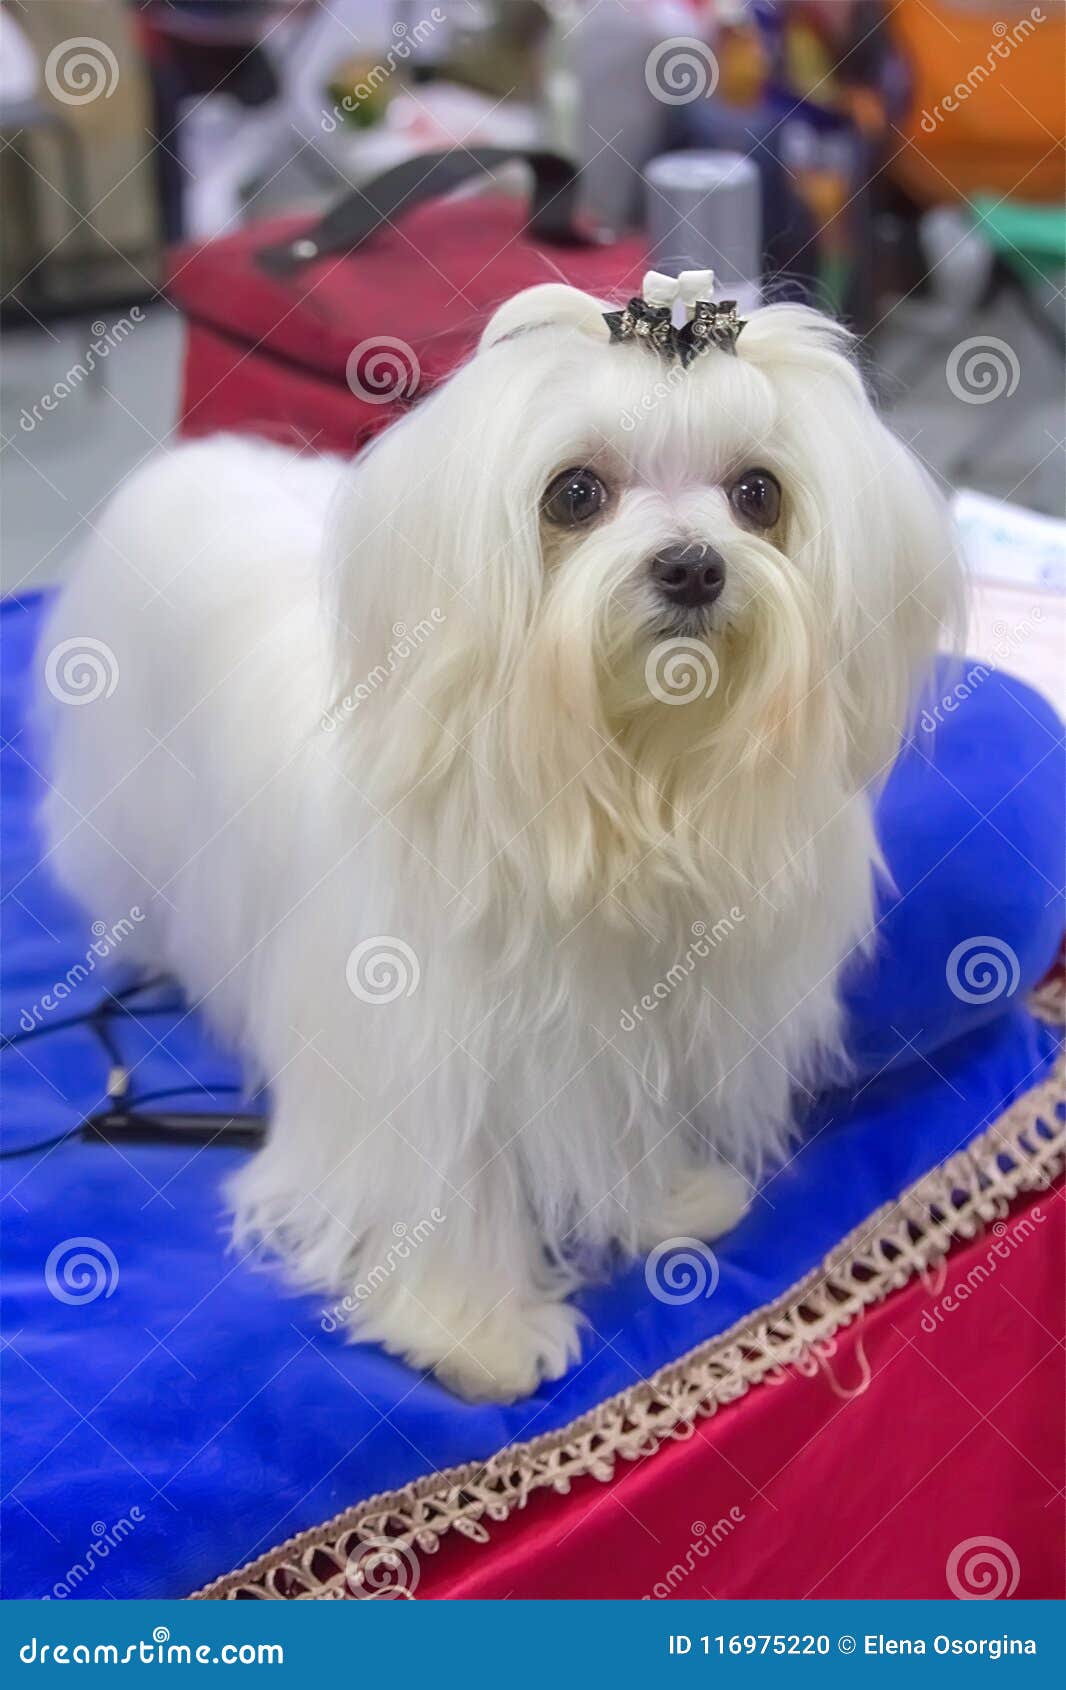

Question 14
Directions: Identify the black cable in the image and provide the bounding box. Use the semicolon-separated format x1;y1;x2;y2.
0;1128;85;1162
86;1110;265;1150
2;1092;266;1162
1;978;266;1160
2;1003;184;1051
89;1000;126;1078
123;1084;246;1107
2;977;183;1050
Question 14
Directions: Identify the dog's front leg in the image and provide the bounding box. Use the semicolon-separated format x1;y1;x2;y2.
350;1165;585;1403
229;1054;584;1402
635;1159;753;1251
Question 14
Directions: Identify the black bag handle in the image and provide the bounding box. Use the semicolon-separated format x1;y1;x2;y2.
257;146;596;277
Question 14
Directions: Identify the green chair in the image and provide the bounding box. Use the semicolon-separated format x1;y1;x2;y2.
970;194;1065;353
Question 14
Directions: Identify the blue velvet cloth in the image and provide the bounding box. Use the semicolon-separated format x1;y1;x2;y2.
2;592;1062;1600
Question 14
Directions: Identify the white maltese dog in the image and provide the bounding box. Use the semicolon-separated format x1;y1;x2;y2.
41;276;959;1400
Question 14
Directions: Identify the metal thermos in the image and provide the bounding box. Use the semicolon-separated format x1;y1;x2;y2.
645;151;762;311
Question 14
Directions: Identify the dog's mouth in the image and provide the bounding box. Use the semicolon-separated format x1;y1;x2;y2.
650;606;724;642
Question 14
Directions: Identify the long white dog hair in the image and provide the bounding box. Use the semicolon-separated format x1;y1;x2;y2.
40;284;961;1399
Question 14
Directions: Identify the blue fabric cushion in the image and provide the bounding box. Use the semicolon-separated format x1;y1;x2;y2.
2;591;1062;1599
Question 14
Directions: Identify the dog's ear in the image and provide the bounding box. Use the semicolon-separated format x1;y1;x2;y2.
839;423;965;785
740;304;964;787
479;284;611;353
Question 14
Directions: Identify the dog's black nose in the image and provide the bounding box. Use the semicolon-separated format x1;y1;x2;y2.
650;543;726;609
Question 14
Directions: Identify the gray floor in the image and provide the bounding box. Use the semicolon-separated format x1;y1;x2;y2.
876;291;1064;517
1;286;1061;595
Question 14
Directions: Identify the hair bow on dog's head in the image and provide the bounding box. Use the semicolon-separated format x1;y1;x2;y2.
603;270;745;366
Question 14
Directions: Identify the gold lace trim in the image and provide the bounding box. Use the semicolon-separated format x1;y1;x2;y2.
193;996;1064;1600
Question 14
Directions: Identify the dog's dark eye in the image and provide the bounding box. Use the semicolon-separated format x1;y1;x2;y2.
729;469;781;530
543;467;608;527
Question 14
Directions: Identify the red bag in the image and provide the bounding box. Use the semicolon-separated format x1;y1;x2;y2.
168;149;648;454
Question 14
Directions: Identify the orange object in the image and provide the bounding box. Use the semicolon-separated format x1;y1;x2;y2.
843;85;887;138
889;0;1065;204
716;20;769;107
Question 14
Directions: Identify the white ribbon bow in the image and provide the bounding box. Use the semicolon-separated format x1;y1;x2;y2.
642;269;717;321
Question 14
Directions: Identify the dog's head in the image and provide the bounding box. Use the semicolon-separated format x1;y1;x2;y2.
329;284;961;923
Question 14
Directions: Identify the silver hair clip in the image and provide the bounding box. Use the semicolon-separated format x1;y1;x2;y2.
603;270;745;365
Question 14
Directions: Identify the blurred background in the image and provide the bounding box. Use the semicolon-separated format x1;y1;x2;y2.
1;0;1063;703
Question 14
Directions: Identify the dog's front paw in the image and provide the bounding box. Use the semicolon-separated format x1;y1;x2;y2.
638;1163;752;1250
434;1297;585;1403
353;1277;585;1403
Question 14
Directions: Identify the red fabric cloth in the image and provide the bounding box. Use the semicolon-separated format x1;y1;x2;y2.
169;200;647;453
413;1187;1064;1600
179;321;378;455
